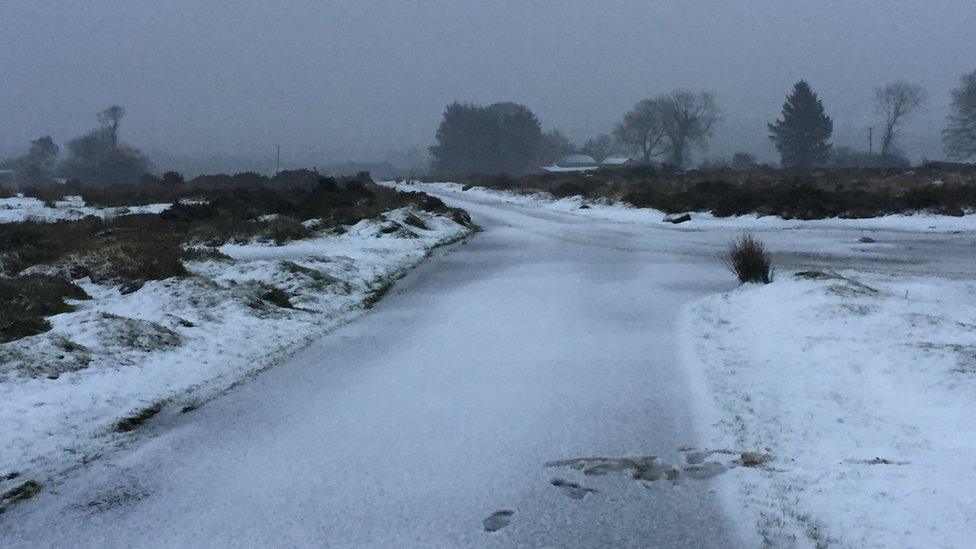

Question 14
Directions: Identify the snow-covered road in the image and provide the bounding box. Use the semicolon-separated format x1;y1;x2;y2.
2;186;971;547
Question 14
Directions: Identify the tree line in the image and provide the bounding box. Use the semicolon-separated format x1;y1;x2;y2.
430;69;976;174
1;105;152;188
3;70;975;186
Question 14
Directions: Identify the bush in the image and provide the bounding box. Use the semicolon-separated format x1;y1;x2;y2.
262;216;310;245
162;171;185;184
0;275;90;343
441;164;976;220
725;234;773;284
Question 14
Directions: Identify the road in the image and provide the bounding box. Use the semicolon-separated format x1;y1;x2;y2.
5;187;965;548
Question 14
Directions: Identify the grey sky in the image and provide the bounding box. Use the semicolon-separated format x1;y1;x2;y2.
2;0;974;170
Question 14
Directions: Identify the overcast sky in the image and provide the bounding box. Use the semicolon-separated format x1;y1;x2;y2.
2;1;974;169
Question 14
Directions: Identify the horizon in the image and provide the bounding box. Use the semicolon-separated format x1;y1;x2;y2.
2;1;975;172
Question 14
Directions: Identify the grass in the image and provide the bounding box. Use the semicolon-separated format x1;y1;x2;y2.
0;479;42;510
114;401;164;432
725;234;773;284
0;275;90;343
262;216;311;244
363;279;395;309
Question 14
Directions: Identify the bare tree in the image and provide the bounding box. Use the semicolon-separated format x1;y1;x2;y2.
98;105;126;146
874;81;926;156
944;70;976;161
582;134;615;162
659;90;719;168
539;129;577;163
613;98;667;164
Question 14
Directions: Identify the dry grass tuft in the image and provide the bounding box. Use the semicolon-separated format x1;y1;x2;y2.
725;234;773;284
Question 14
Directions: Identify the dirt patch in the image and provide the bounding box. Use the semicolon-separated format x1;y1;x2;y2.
740;451;775;467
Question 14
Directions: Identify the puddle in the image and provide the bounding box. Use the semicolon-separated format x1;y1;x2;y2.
546;448;775;490
545;455;664;480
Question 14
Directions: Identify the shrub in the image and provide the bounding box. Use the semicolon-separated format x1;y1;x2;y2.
440;164;976;220
0;275;90;343
87;239;188;283
725;234;773;284
261;286;294;309
162;171;185;184
262;216;310;245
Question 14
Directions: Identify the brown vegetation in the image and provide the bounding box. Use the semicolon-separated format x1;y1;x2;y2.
441;163;976;219
0;172;468;343
725;235;773;284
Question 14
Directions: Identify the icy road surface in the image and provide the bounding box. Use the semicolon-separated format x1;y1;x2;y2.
3;186;971;547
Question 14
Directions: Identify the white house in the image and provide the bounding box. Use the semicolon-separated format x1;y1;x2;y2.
600;156;634;168
541;154;599;173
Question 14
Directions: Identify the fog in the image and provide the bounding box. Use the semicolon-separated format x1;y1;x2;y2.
2;1;974;172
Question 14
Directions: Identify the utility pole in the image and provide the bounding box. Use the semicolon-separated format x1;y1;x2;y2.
275;144;281;174
867;127;874;155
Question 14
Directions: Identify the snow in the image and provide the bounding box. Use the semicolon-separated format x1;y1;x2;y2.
682;271;976;548
540;164;599;172
0;207;471;488
0;185;744;547
0;194;171;223
2;182;974;546
402;181;976;546
408;181;976;234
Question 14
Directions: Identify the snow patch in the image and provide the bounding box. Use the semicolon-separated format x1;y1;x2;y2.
682;271;976;547
0;207;471;487
0;194;170;224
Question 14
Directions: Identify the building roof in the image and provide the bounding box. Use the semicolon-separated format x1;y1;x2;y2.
559;154;597;165
601;156;632;165
541;164;599;173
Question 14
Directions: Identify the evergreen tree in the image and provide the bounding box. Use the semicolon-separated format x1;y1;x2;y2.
768;81;833;169
429;101;542;174
943;70;976;161
486;102;544;173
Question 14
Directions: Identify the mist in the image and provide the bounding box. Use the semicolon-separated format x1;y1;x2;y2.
2;0;974;173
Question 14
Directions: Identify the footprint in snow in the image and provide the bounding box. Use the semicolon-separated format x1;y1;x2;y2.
550;478;598;499
483;509;515;532
682;461;728;480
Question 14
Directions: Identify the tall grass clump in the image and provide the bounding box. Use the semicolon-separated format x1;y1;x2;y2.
725;234;773;284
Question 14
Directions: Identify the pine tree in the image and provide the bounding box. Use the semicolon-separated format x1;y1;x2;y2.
768;81;833;169
943;70;976;161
